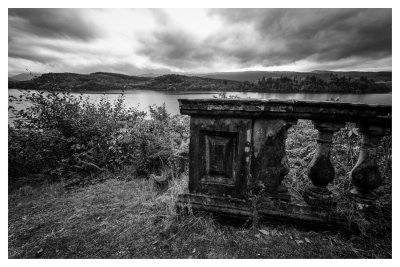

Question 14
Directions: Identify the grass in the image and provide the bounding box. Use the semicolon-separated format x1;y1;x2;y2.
8;170;391;259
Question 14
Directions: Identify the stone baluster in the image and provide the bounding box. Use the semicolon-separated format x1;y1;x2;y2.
304;121;344;206
349;125;387;203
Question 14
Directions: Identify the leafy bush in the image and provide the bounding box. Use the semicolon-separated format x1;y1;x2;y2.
8;90;189;187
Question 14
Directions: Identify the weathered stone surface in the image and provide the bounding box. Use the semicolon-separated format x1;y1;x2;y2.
177;193;353;230
188;116;252;199
179;99;391;127
251;119;290;200
178;98;391;229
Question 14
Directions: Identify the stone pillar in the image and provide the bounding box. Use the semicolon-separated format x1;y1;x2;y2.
349;125;387;203
277;120;298;199
251;119;296;201
304;121;344;205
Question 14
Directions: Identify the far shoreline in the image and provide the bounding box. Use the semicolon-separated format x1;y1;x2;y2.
8;87;393;95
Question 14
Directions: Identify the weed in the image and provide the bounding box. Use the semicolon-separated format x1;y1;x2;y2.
8;174;391;258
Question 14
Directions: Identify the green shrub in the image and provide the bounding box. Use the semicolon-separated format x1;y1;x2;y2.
8;90;189;187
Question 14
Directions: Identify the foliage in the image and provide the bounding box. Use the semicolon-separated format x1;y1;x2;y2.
154;74;184;83
285;120;392;235
8;90;189;187
254;74;391;93
285;120;391;198
8;174;391;258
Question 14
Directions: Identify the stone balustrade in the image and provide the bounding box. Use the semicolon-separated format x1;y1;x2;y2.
177;98;391;229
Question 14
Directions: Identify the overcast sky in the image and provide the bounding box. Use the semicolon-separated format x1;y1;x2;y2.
8;8;392;76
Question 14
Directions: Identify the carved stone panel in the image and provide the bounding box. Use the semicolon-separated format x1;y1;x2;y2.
189;117;252;199
201;131;237;185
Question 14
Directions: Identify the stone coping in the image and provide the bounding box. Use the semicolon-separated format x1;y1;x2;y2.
178;98;391;126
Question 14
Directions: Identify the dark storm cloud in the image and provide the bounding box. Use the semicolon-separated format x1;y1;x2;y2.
8;49;59;64
138;29;216;69
139;8;391;70
8;8;101;41
210;8;392;66
8;8;105;74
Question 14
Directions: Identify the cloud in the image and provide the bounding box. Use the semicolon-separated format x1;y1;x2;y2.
8;8;101;41
137;29;217;70
8;8;392;75
148;9;171;26
207;8;392;67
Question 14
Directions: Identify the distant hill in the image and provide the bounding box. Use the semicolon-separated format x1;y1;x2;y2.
139;73;162;77
201;70;392;83
311;70;334;73
8;71;391;93
8;72;241;92
9;72;42;81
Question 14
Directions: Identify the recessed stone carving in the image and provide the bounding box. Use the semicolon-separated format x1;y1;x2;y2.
201;131;238;185
188;116;252;198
